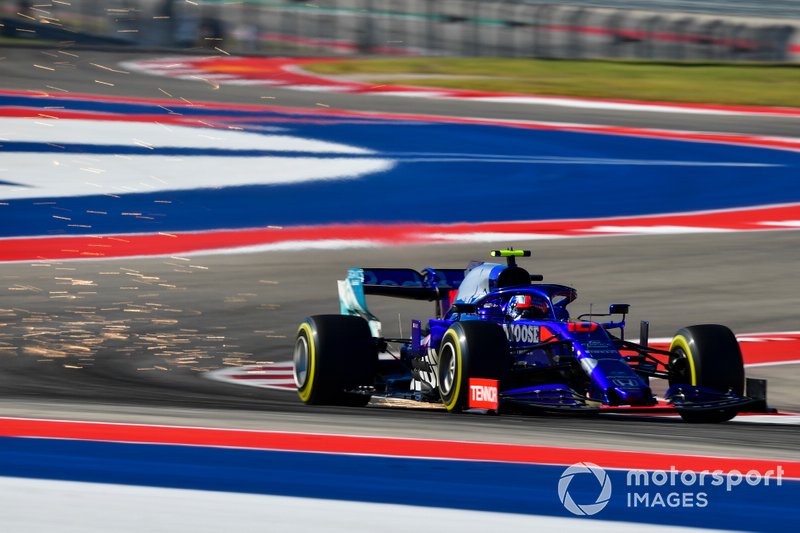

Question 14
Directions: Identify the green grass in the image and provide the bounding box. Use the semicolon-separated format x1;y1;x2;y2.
305;58;800;107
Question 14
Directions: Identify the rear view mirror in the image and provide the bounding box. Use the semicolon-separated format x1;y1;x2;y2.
609;304;630;315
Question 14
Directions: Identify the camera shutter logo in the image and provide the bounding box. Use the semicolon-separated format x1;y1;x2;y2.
558;462;613;516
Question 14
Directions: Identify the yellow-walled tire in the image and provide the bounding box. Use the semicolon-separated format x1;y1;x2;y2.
668;324;744;423
437;328;465;412
293;315;376;406
437;321;509;413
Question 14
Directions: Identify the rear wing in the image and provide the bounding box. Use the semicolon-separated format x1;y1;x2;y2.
338;267;465;337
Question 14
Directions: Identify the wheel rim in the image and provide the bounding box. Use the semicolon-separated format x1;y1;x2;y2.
439;342;457;396
293;335;309;388
669;348;690;385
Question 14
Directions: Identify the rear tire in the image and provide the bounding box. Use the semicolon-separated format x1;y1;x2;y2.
669;324;744;423
294;315;376;406
437;321;509;412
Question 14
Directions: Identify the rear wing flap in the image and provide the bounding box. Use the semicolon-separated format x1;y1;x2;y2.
338;267;465;336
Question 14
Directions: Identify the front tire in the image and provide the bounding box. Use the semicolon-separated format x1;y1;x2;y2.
437;321;509;412
669;324;744;423
294;315;376;406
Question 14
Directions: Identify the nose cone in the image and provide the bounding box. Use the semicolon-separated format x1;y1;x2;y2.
608;385;656;406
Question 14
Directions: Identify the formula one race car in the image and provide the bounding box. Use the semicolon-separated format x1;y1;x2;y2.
292;249;763;423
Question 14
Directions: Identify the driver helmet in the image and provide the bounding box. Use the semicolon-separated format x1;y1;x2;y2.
509;294;547;320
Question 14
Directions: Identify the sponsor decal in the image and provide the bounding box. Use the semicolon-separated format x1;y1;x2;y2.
612;377;641;389
586;340;609;347
468;378;499;410
585;349;620;358
568;322;599;332
502;323;540;344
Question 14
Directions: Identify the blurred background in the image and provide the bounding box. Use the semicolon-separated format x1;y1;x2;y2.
2;0;798;61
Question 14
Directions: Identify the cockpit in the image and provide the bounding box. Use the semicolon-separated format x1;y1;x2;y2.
506;294;550;320
470;285;575;323
505;287;575;322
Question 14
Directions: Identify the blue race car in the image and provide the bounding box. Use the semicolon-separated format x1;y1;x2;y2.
293;249;762;422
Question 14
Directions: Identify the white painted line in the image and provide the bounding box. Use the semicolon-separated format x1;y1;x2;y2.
206;365;296;392
146;62;191;69
237;378;295;385
466;96;743;115
374;91;451;98
284;85;354;92
234;370;294;376
146;69;200;76
424;232;565;242
224;79;285;86
0;118;373;152
173;74;236;81
733;415;800;424
759;220;800;227
0;118;393;200
192;239;381;256
581;225;734;234
742;360;800;368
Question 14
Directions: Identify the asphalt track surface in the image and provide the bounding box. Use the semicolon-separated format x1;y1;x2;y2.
0;47;798;460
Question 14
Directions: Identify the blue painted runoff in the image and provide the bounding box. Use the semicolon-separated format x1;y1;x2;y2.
1;95;798;237
0;437;796;531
